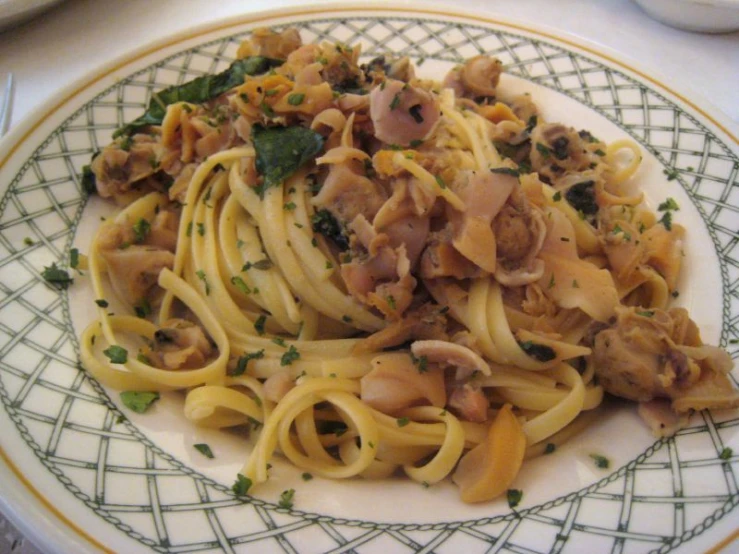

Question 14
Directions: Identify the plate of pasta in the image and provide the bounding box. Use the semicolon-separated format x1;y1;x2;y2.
0;5;737;554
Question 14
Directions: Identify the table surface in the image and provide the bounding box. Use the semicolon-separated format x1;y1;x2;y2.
0;0;737;552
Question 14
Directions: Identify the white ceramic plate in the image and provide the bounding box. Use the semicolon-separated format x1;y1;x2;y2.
0;5;737;553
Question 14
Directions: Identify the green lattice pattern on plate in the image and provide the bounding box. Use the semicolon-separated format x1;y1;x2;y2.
0;15;737;554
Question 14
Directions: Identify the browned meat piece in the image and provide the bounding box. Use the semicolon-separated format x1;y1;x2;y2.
591;306;738;412
360;352;446;414
91;134;163;199
101;246;175;307
237;27;302;59
530;123;598;182
448;383;489;422
149;319;214;370
369;79;440;146
353;303;449;353
443;56;503;100
97;219;175;306
420;227;482;280
312;161;387;224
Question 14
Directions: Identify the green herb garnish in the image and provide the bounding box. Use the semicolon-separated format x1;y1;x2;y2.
278;488;295;509
280;345;300;366
232;473;252;496
589;453;610;469
120;390;159;413
103;345;128;364
194;443;214;459
507;489;523;509
41;263;73;288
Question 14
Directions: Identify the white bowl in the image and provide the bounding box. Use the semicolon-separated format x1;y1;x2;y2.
633;0;739;32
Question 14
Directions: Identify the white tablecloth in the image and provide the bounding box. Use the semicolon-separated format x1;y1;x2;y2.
0;0;737;552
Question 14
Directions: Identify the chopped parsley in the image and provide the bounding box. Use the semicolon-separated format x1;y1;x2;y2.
283;201;297;211
231;276;252;295
719;447;733;460
663;168;679;181
278;488;295;509
280;345;300;366
232;474;252;496
103;345;128;364
535;142;551;158
544;443;556;455
194;443;215;459
659;211;673;231
435;175;447;189
69;248;80;270
589;453;610;469
636;310;654;318
254;314;267;335
133;218;151;243
195;270;211;295
410;353;428;373
507;489;523;509
386;295;397;310
95;299;109;308
243;259;273;271
302;472;313;481
134;298;152;318
490;167;520;177
657;197;680;212
196;223;206;237
552;191;562;202
232;349;265;376
120;390;159;413
396;417;410;427
23;237;34;246
389;93;401;110
41;263;73;289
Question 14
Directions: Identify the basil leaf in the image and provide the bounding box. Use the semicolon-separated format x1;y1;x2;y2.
120;391;160;413
252;125;324;197
114;56;283;137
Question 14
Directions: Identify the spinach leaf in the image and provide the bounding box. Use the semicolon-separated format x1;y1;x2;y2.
114;56;283;138
518;340;556;362
565;180;598;215
252;125;324;197
311;209;349;249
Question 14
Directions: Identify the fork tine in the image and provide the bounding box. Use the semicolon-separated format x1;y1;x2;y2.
0;73;15;137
